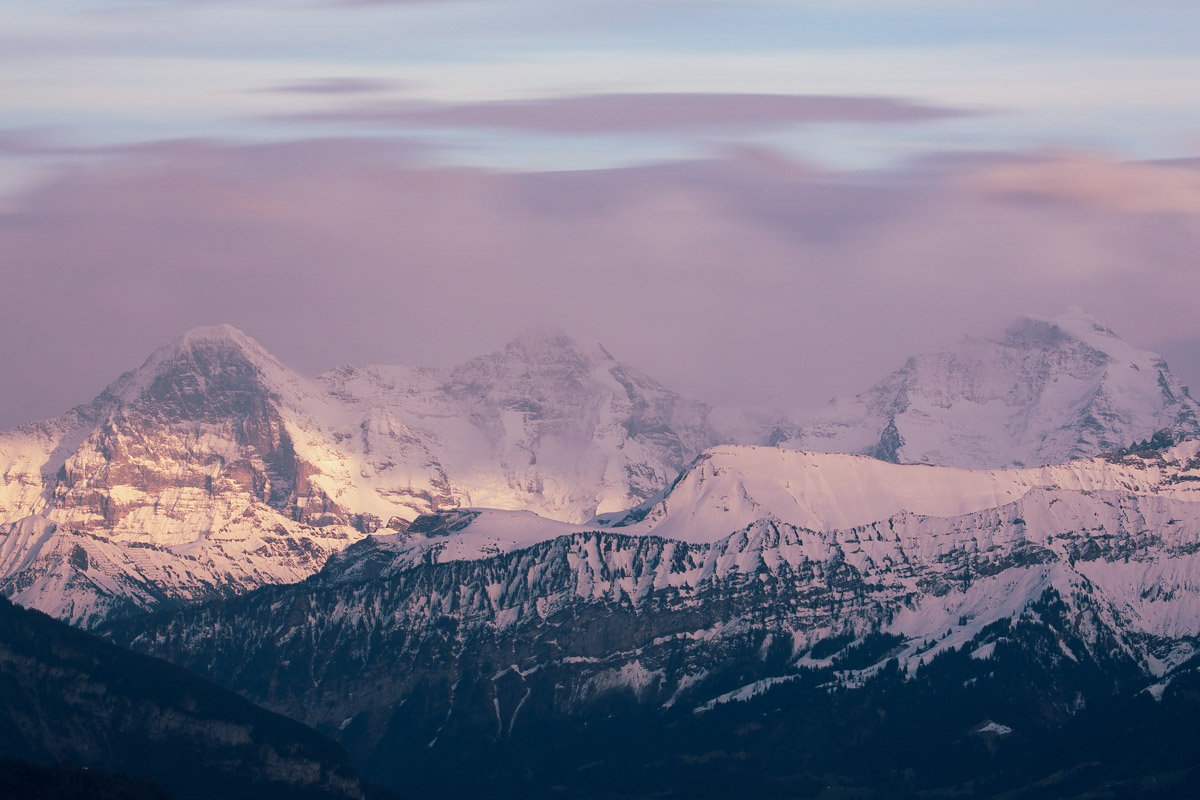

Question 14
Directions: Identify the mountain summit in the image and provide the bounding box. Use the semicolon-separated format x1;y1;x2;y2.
774;308;1200;468
320;329;717;523
0;325;363;626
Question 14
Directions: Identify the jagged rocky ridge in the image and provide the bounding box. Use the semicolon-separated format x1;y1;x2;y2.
768;307;1200;468
0;327;715;627
108;440;1200;794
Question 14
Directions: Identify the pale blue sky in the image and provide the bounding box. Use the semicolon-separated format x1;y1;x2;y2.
3;0;1200;179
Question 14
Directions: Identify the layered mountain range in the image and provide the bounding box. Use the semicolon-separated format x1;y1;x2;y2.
110;439;1200;796
5;309;1200;797
3;311;1198;627
0;326;715;626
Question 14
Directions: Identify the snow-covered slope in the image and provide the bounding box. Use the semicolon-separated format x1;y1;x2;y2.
323;477;1200;667
769;308;1200;468
0;326;716;626
330;439;1200;569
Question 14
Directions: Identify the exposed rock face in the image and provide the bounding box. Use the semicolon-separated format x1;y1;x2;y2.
0;595;366;800
50;327;345;540
769;308;1200;468
0;326;365;627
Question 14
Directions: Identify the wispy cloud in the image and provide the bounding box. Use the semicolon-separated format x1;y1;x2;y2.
282;92;972;134
964;152;1200;215
256;77;406;96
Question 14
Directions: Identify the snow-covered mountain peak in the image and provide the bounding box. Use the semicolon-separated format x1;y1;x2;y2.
503;328;606;361
312;329;718;524
995;313;1090;354
0;324;369;626
774;309;1200;469
1034;306;1121;345
444;330;617;400
1020;307;1171;372
178;322;257;349
123;321;319;419
101;323;308;413
169;323;297;384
